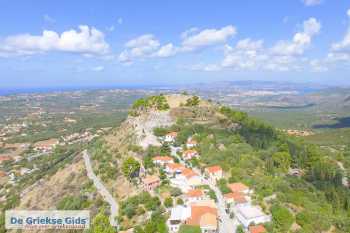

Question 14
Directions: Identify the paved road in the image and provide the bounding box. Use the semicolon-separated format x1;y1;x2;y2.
83;150;119;228
170;146;237;233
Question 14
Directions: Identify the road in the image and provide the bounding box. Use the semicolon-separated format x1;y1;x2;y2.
170;146;238;233
82;150;119;228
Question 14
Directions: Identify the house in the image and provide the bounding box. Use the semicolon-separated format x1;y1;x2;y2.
223;192;248;206
33;138;59;152
165;132;177;143
171;168;202;192
235;205;271;228
142;175;160;191
228;182;251;194
167;205;191;233
249;224;267;233
186;189;205;203
183;149;199;160
186;205;218;233
0;156;12;164
0;171;6;178
152;156;174;166
186;138;198;148
205;166;223;183
165;163;186;175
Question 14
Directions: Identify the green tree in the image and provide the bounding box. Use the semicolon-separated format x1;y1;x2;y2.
122;157;140;179
271;204;294;231
272;151;291;172
179;225;201;233
89;210;115;233
236;225;244;233
164;197;173;208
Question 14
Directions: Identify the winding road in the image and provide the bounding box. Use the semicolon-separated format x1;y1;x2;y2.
82;150;119;228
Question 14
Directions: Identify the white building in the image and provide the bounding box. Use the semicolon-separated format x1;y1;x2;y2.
164;132;177;143
167;205;191;233
234;205;271;228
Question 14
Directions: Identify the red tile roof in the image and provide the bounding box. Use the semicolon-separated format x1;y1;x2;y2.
205;165;222;174
186;189;204;198
152;156;173;162
142;175;160;184
186;206;217;228
223;192;247;203
249;225;267;233
182;168;198;179
228;183;249;193
166;163;185;171
167;132;178;137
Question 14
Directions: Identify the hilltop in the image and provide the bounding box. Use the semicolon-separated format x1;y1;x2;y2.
1;93;349;233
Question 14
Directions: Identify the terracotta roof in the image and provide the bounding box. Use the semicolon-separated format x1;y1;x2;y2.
223;192;247;203
166;163;185;171
187;206;217;228
142;175;160;184
205;165;222;174
186;189;204;198
187;139;197;144
167;132;178;137
182;168;198;178
184;149;198;155
249;225;267;233
152;156;173;162
228;183;249;193
0;156;12;162
0;171;6;177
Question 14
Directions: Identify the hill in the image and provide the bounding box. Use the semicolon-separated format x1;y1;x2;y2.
1;94;350;233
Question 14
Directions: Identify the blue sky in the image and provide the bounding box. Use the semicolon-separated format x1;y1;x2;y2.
1;0;350;88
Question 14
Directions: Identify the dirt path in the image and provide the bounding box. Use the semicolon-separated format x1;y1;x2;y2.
83;150;119;228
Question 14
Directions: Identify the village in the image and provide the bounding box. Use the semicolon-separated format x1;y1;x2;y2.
136;131;272;233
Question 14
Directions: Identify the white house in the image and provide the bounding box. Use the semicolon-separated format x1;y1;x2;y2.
171;168;202;192
165;163;186;175
204;165;223;183
167;205;191;233
185;189;205;203
228;183;252;195
182;149;199;160
234;205;271;228
164;132;177;143
152;156;174;166
186;138;198;148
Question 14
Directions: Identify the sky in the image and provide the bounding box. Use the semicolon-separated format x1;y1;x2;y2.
1;0;350;88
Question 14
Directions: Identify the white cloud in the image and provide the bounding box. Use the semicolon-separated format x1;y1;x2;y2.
181;25;236;50
92;66;105;72
107;25;115;32
154;43;178;57
180;27;198;39
302;0;322;6
0;25;109;57
118;34;160;62
271;18;321;56
331;9;350;54
118;17;123;25
43;14;56;24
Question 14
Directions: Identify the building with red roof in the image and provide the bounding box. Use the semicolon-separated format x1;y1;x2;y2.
249;224;267;233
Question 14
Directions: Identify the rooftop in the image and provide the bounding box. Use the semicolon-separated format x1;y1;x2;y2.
249;225;267;233
205;165;222;173
228;182;249;193
237;205;268;219
186;189;204;198
153;156;173;161
142;175;160;184
186;206;217;228
224;192;247;203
